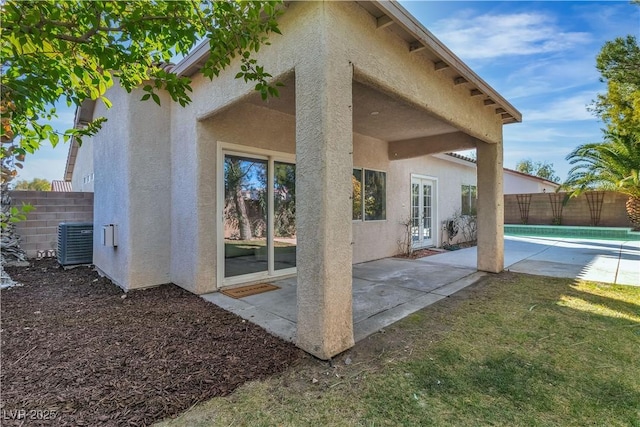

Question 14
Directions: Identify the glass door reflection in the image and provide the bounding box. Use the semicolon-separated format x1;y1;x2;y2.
224;155;268;278
274;161;296;270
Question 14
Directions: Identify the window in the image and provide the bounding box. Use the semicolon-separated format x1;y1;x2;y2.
352;169;362;220
461;184;477;215
353;168;386;221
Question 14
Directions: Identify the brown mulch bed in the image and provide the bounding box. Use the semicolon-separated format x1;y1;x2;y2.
1;259;303;426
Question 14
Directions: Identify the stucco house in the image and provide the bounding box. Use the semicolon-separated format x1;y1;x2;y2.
503;168;560;194
66;1;522;359
442;153;560;194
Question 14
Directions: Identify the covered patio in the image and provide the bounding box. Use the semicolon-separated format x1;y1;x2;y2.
172;1;521;359
204;256;484;344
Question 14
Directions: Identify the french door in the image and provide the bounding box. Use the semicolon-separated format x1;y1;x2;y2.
222;151;296;284
411;176;436;248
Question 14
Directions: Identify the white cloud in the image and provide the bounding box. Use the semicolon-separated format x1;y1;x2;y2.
523;92;596;122
500;56;600;100
15;148;68;183
504;120;602;148
431;12;592;60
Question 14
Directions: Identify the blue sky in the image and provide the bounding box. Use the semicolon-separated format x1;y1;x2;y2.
16;1;640;184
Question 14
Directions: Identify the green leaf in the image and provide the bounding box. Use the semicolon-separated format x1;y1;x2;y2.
50;132;60;147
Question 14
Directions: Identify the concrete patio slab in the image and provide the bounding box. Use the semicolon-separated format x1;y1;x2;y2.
202;234;640;348
352;281;425;323
203;256;481;343
354;258;476;293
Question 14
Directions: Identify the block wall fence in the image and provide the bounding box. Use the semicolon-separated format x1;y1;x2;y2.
504;191;633;227
10;191;94;258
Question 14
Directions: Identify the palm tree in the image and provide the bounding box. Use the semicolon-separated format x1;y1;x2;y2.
564;131;640;228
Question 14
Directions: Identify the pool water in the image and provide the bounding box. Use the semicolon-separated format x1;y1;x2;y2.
504;225;640;241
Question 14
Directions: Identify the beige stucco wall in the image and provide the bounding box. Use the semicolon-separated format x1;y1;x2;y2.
352;135;477;263
91;85;132;288
127;89;172;287
168;2;312;295
71;138;94;192
202;104;296;154
92;84;172;290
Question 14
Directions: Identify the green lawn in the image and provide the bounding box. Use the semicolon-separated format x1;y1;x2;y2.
157;273;640;427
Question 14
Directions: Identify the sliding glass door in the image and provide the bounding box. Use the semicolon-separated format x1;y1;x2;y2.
223;152;296;281
273;161;296;271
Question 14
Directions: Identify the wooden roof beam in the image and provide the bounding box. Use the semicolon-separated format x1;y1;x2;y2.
484;99;496;106
434;61;449;71
470;89;483;96
409;41;426;53
454;76;468;85
377;15;394;29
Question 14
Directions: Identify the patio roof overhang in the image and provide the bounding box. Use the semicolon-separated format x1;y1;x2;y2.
174;0;522;127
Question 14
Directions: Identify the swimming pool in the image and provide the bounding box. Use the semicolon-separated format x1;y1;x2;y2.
504;225;640;241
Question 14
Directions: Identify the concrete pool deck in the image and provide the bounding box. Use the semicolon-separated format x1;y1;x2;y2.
203;235;640;344
443;235;640;286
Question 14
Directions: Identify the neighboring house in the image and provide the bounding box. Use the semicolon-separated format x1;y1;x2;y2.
443;153;561;194
51;180;73;192
64;109;94;192
69;1;521;359
503;168;560;194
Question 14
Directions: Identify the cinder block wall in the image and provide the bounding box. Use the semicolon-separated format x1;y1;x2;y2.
9;191;94;258
505;191;632;227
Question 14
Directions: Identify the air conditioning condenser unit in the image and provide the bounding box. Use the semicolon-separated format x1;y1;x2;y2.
57;222;93;266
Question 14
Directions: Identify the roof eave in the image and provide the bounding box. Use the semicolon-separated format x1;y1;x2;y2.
64;98;97;182
371;1;521;124
172;0;522;125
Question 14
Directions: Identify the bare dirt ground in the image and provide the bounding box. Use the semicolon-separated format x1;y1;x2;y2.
1;259;303;426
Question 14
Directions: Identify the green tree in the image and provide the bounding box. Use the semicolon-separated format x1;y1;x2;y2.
515;159;560;183
224;157;266;241
564;16;640;228
14;178;51;191
592;35;640;135
564;131;640;227
1;1;282;157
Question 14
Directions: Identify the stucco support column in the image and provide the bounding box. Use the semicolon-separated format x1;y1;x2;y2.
295;35;354;360
476;140;504;273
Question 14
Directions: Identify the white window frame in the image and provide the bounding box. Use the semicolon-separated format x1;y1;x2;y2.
352;167;387;222
216;141;296;288
461;184;478;216
410;173;439;248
